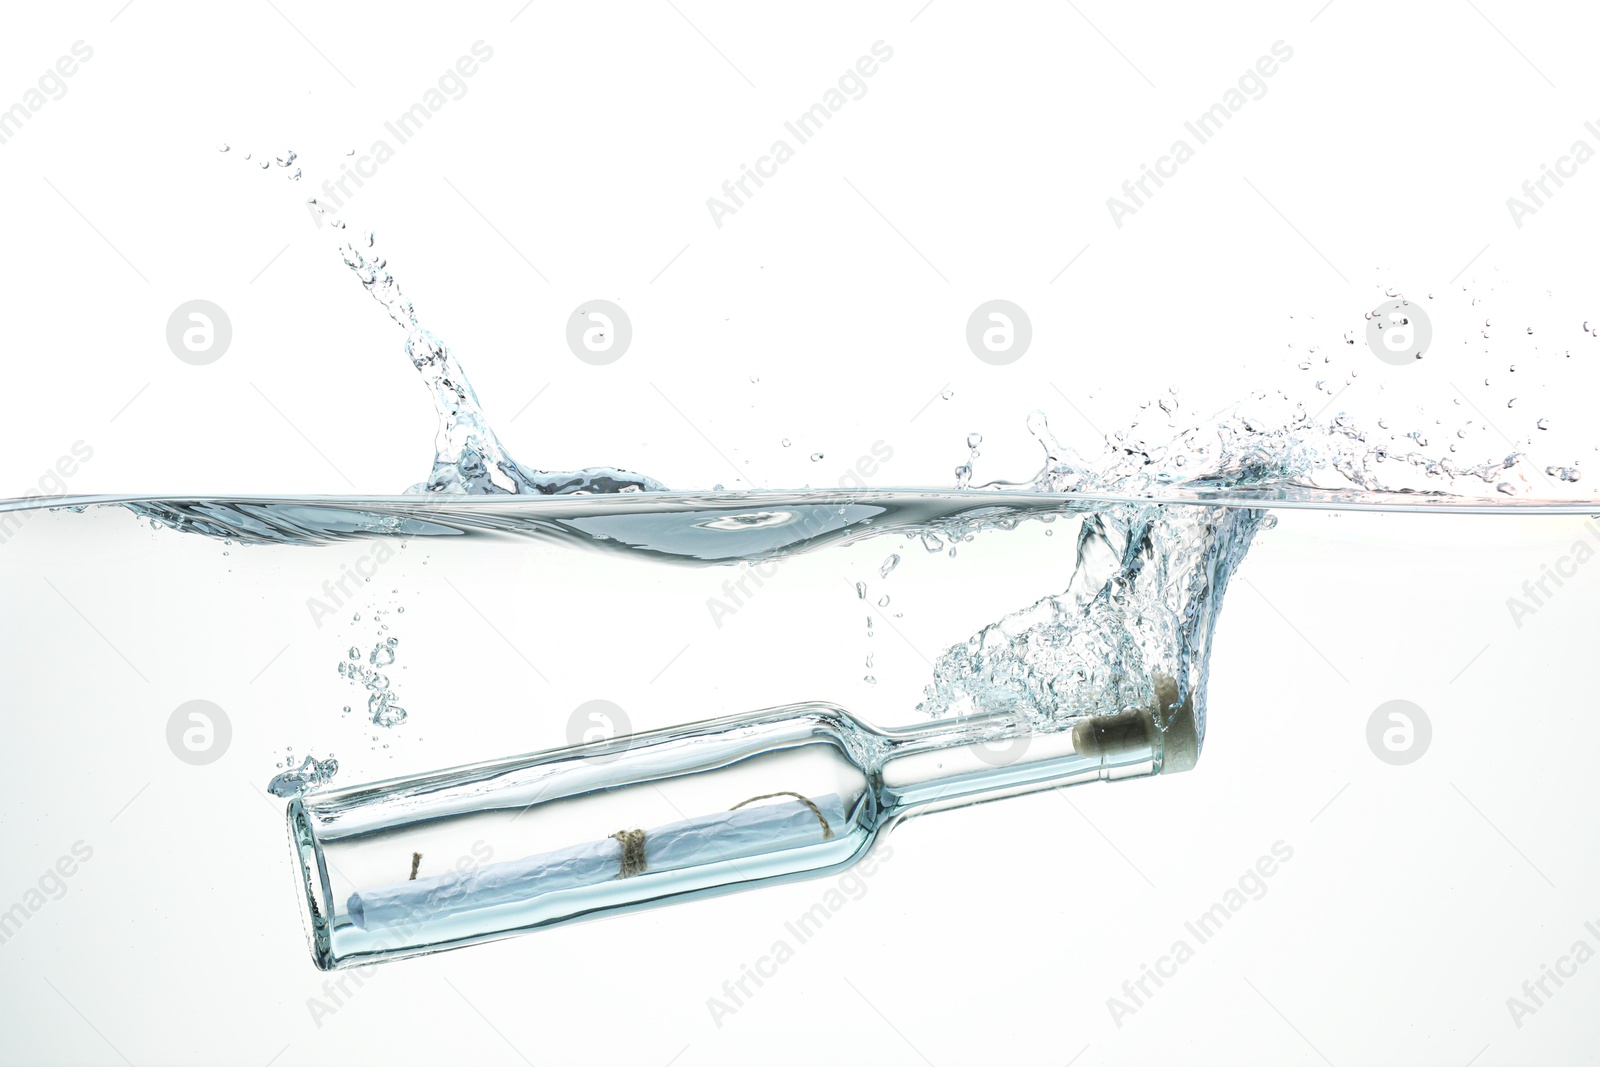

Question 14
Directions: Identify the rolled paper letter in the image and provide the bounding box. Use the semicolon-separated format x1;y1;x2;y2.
347;793;847;930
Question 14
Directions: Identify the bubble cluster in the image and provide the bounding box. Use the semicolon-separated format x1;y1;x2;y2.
338;628;406;728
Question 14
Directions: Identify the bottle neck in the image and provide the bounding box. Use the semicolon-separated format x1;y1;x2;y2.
874;703;1180;821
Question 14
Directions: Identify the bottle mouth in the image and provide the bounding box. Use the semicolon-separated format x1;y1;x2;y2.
1067;673;1200;775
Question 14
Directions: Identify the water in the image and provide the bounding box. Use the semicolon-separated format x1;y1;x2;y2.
4;161;1598;972
0;485;1278;834
4;224;1595;794
6;486;1592;779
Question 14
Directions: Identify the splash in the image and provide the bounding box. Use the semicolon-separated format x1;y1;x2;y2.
341;227;1573;508
914;413;1267;740
912;386;1575;738
336;231;665;496
909;382;1566;739
915;484;1262;750
208;145;1590;509
268;754;340;799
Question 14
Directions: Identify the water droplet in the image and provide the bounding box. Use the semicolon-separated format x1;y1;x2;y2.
879;553;900;578
216;143;230;153
810;452;823;462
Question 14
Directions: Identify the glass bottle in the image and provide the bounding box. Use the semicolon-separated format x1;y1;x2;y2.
287;674;1197;969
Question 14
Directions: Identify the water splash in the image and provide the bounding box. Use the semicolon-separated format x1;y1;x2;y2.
909;387;1561;740
916;496;1262;752
268;754;340;798
336;232;665;497
963;399;1548;503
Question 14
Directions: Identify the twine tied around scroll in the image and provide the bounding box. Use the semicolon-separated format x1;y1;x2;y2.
610;829;648;879
729;792;835;840
608;791;835;880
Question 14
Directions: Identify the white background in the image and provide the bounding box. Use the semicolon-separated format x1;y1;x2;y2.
2;2;1600;1065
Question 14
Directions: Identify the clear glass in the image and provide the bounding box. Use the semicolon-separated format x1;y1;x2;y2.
289;680;1194;969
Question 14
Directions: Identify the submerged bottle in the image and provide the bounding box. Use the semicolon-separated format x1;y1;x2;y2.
287;675;1199;969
